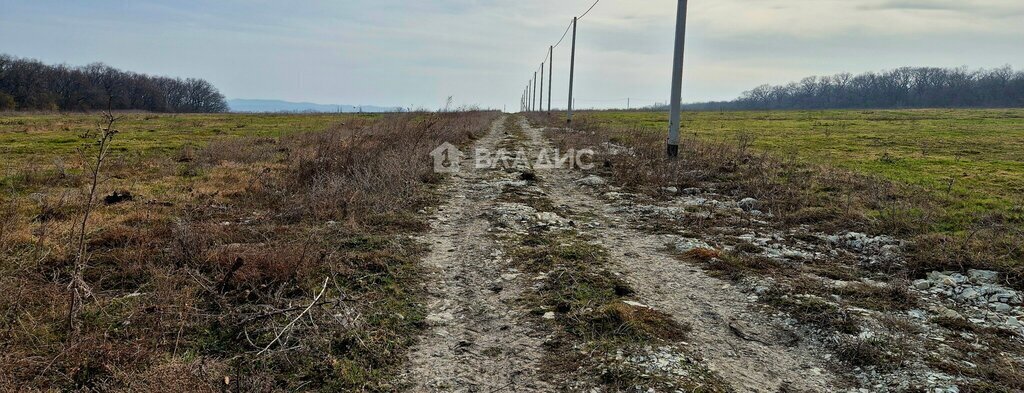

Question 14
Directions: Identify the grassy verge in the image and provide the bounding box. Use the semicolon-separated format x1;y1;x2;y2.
0;111;498;390
563;109;1024;231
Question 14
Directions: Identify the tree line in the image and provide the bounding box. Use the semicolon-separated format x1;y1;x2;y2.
683;66;1024;111
0;54;228;113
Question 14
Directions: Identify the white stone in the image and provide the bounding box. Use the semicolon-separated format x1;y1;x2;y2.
623;300;653;309
968;269;1001;284
674;238;712;253
913;279;932;290
576;175;606;187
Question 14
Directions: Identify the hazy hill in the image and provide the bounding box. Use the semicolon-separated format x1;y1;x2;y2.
228;99;398;113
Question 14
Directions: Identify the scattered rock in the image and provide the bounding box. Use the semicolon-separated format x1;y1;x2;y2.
576;175;606;187
928;271;955;286
1006;316;1022;330
921;269;1023;334
673;238;712;254
826;232;903;264
913;279;932;290
967;269;1000;284
738;198;759;212
535;212;565;226
931;305;962;320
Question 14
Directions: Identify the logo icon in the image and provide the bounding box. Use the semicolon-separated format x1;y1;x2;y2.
431;142;463;173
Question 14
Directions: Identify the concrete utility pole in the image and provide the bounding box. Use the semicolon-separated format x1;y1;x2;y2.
548;46;553;114
532;71;538;112
667;0;688;158
567;16;577;128
540;62;545;114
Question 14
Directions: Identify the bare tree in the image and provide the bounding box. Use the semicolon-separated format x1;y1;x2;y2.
67;111;120;335
0;54;228;112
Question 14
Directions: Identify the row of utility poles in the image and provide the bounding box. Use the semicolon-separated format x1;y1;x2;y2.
521;16;577;126
519;0;688;158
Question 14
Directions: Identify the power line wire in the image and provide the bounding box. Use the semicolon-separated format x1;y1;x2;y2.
578;0;601;21
553;20;574;49
539;1;604;62
525;0;603;111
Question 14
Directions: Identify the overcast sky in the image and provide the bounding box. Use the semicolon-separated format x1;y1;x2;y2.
2;0;1023;110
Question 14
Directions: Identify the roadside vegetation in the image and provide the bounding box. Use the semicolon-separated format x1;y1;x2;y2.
528;110;1024;390
0;111;497;390
572;109;1024;232
536;109;1024;289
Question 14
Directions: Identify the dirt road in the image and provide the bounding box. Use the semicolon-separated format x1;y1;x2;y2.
403;116;554;392
403;115;840;392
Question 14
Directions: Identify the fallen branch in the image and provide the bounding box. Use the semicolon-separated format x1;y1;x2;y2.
256;277;330;357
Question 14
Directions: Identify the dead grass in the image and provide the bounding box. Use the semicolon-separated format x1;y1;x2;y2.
763;289;862;335
834;280;917;312
929;346;1024;392
835;335;906;370
0;111;500;390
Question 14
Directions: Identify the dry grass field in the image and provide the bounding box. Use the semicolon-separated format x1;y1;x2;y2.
0;111;499;390
2;109;1023;391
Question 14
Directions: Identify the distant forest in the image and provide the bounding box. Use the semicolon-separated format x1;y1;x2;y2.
0;54;228;113
684;66;1024;111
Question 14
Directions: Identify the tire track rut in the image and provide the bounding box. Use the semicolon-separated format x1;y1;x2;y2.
403;116;553;392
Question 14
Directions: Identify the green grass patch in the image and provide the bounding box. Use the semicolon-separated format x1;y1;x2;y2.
0;112;376;162
573;109;1024;230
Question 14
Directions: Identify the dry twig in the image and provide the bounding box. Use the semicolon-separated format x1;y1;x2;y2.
256;277;330;356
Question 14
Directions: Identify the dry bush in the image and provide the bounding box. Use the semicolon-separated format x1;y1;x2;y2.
835;335;906;369
0;111;501;391
256;112;497;224
909;222;1024;290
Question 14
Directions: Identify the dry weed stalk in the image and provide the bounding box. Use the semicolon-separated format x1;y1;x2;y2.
256;277;330;357
67;111;120;335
